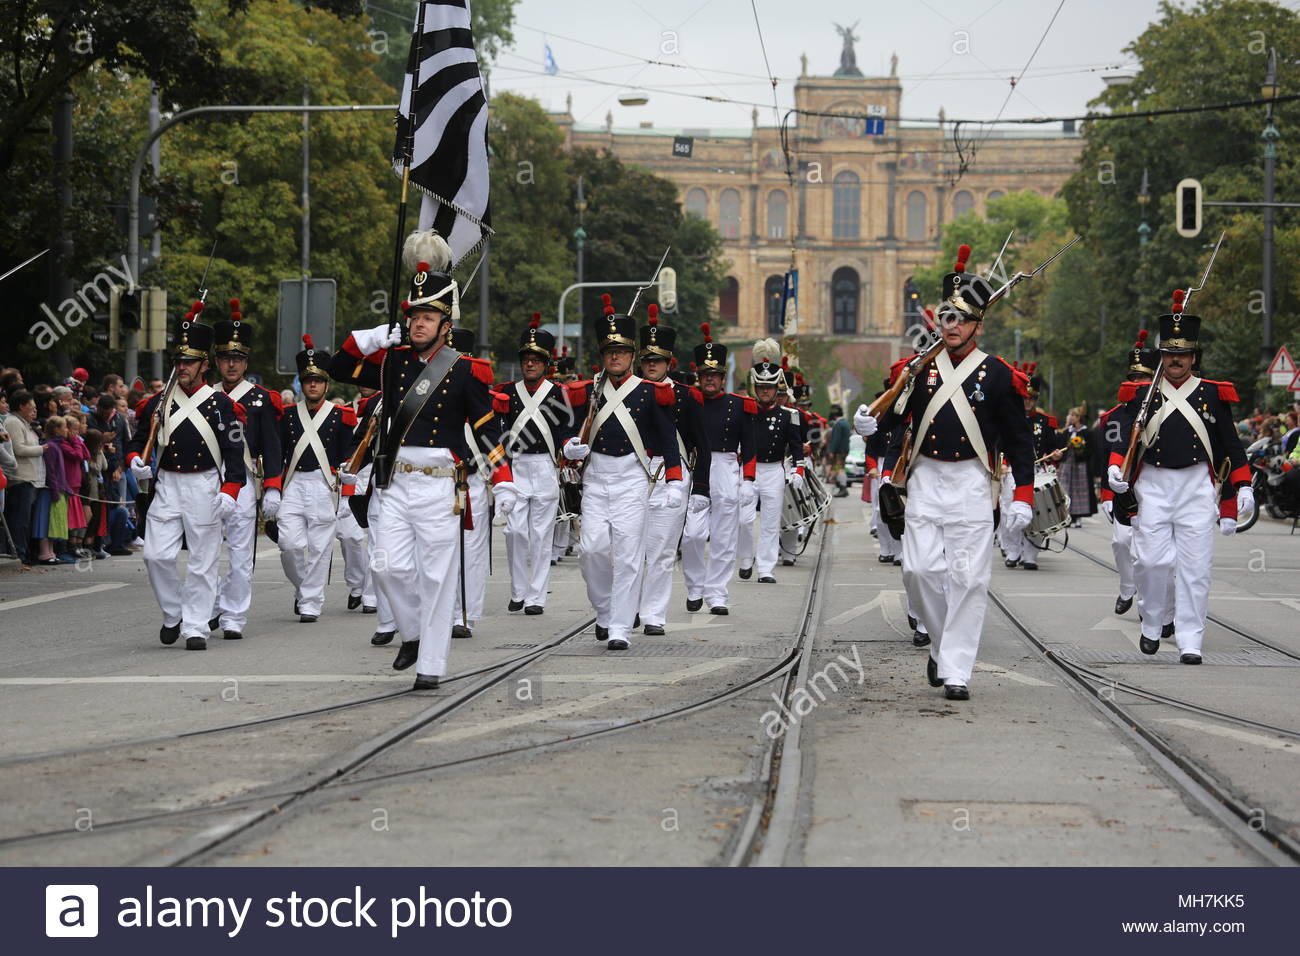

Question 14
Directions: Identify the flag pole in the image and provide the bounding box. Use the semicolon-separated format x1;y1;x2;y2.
375;1;428;488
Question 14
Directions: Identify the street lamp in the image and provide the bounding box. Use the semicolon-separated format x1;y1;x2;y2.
1261;47;1280;365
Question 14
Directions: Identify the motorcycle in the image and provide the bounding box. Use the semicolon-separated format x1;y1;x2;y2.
1237;442;1300;533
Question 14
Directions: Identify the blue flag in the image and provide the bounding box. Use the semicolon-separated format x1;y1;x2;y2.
544;43;558;75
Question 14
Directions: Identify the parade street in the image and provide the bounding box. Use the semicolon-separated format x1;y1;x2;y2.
1;499;1294;867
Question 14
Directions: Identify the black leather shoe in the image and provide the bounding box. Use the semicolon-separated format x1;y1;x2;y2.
1004;558;1019;568
293;599;300;615
892;558;903;567
160;623;181;645
686;598;703;613
782;558;795;566
595;625;609;641
1139;635;1161;655
710;605;729;615
550;558;558;565
525;605;544;615
348;594;362;610
223;630;242;640
1115;596;1133;615
607;638;629;650
413;674;440;690
362;605;377;614
452;624;473;639
907;613;917;631
644;624;665;636
739;567;753;579
633;614;640;628
927;656;943;687
912;631;930;647
944;683;970;701
371;630;395;646
1180;653;1202;665
758;574;776;583
508;599;524;612
185;637;206;651
393;641;419;670
1021;560;1038;571
1161;621;1175;640
879;555;893;564
208;616;221;632
299;614;318;623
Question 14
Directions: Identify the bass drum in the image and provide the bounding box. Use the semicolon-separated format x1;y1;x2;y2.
1026;469;1070;549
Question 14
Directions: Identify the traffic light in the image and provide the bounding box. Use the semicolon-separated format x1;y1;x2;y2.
119;290;142;330
1175;178;1202;238
657;266;677;311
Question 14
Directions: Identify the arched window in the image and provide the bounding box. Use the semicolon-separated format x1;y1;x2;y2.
765;275;785;333
832;171;860;239
685;187;708;219
987;190;1004;203
766;190;788;239
905;190;928;241
719;276;739;325
719;188;741;239
953;190;975;218
831;267;859;334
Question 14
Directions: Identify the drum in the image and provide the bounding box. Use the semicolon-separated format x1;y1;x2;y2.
1027;470;1070;540
557;465;583;523
781;470;829;534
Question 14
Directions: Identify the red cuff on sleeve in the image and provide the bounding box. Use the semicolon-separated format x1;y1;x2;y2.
126;452;140;466
220;482;242;500
1229;464;1250;486
664;465;682;482
1099;487;1113;502
491;463;514;486
795;464;805;477
341;483;354;497
262;475;283;492
341;334;364;359
742;457;756;480
1013;484;1034;505
1109;451;1125;469
1219;497;1237;519
881;469;893;479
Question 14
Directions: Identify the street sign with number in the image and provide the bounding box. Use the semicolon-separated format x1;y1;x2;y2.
672;136;694;158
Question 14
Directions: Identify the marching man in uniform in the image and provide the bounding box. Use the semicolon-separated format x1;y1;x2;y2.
562;297;682;650
1106;292;1252;663
208;301;284;641
749;357;806;583
128;309;247;650
340;231;516;688
853;244;1036;700
495;314;580;617
335;368;379;616
999;364;1060;572
681;324;757;615
276;336;355;623
451;326;495;638
636;305;709;635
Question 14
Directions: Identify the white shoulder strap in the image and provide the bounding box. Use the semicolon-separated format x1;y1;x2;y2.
160;384;221;468
591;376;652;476
284;402;337;491
1143;377;1214;463
908;349;992;474
508;379;558;459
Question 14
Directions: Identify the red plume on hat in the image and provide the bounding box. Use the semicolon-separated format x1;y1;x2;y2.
1171;289;1185;314
601;292;614;316
529;312;541;329
416;261;430;273
302;334;314;349
954;244;971;274
1134;329;1149;348
700;322;712;343
647;303;659;325
561;345;569;356
690;361;697;371
228;297;242;321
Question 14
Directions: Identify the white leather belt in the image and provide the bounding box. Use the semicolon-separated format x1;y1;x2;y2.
395;463;456;478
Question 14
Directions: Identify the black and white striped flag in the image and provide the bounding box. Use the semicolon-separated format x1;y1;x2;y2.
394;0;492;267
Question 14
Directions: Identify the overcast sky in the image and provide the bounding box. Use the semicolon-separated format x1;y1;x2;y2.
488;0;1165;131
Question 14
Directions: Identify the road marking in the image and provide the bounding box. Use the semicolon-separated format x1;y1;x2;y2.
1159;718;1298;753
413;657;747;745
0;581;128;612
972;662;1054;686
1090;615;1145;652
0;674;393;685
825;590;905;628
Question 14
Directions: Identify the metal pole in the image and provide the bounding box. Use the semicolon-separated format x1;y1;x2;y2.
478;238;490;355
53;87;74;379
1263;126;1278;366
148;84;163;381
301;85;310;346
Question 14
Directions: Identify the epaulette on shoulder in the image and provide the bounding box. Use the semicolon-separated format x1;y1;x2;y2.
653;379;674;406
786;406;801;424
135;395;153;418
1118;381;1145;403
263;384;285;414
1203;379;1240;404
740;395;758;415
491;390;511;414
358;393;379;415
1099;403;1122;426
689;386;703;404
995;356;1029;398
466;355;494;386
886;355;910;386
340;404;358;428
564;380;589;406
228;398;247;425
1043;413;1058;429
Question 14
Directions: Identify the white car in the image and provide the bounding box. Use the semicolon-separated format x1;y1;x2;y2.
844;434;866;485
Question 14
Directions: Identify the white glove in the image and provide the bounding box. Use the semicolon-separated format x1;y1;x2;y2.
350;323;403;355
1101;498;1114;520
494;481;519;516
1004;500;1033;535
261;488;281;520
130;457;153;481
1219;517;1237;536
1236;485;1255;518
739;480;757;508
562;437;590;461
688;493;710;514
853;404;878;437
1107;464;1130;494
788;471;806;493
880;474;892;485
338;465;360;486
657;482;684;511
214;492;238;523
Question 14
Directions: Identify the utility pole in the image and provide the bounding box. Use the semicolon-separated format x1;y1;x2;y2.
148;84;163;381
52;87;75;379
301;85;311;346
1261;48;1280;366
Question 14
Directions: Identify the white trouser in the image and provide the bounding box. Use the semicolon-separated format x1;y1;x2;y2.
211;477;257;632
372;449;459;676
336;493;375;605
552;517;569;560
505;453;559;607
580;453;652;642
681;452;742;607
737;474;758;570
1110;512;1137;601
902;457;993;687
454;470;491;626
639;458;689;627
277;472;337;617
366;493;397;633
144;469;225;641
871;476;899;558
1132;465;1216;654
997;472;1031;562
754;461;785;576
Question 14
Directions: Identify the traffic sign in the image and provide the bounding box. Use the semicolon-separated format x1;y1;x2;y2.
1175;178;1202;238
1267;345;1295;386
277;278;337;375
1289;368;1300;392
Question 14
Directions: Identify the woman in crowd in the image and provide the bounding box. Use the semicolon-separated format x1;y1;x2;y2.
1057;405;1097;529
